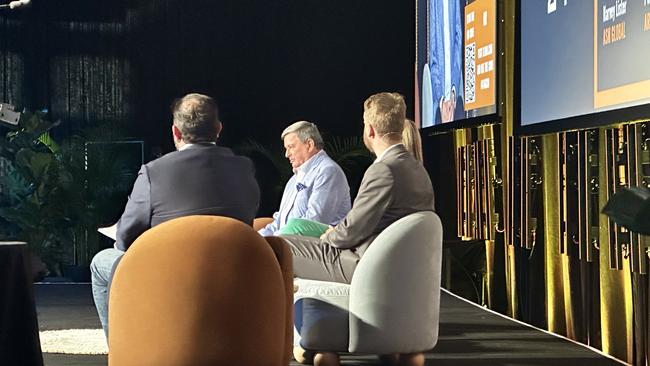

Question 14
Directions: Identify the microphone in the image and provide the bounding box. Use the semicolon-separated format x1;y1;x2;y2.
0;0;31;10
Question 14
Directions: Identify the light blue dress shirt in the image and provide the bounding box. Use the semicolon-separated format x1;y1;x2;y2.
259;150;351;236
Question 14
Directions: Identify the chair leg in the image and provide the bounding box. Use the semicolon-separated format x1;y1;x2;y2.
399;352;425;366
293;346;315;365
313;352;340;366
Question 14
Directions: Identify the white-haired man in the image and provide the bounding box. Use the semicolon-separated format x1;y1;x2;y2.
258;121;351;236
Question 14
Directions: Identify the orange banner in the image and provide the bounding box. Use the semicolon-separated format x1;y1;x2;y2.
464;0;496;111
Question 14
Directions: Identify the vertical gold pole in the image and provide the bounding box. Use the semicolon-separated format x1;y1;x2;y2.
561;255;575;339
501;0;517;318
453;129;469;239
542;134;567;334
598;129;634;363
481;125;495;308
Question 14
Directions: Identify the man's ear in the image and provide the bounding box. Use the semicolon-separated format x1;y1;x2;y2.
216;121;223;139
172;125;182;141
368;123;377;139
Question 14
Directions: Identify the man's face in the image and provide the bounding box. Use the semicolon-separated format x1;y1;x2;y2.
284;133;316;169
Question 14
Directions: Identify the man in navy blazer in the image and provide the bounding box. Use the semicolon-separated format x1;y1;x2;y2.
90;93;260;336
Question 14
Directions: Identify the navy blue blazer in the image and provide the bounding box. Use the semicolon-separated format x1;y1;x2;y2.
115;143;260;251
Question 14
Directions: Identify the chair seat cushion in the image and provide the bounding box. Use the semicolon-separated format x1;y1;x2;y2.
293;278;350;351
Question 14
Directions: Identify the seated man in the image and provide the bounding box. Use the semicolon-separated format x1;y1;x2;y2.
90;93;260;336
283;93;435;366
258;121;351;236
281;92;435;284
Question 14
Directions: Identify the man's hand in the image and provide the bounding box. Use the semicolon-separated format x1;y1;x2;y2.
439;95;456;123
320;225;335;240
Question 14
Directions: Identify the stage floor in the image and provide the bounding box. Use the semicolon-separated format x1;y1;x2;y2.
35;284;625;366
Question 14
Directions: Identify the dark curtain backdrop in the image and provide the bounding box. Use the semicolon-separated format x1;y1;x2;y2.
1;0;413;216
0;0;414;152
1;1;131;138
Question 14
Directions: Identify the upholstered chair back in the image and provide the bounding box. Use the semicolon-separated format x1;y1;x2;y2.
293;211;443;357
109;215;292;366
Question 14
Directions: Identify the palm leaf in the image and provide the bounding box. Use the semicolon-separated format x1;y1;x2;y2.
237;139;292;182
325;136;373;176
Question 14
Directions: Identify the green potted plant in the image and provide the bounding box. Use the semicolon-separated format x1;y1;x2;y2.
0;112;136;280
0;111;73;277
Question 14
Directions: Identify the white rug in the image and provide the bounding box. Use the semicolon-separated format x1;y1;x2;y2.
40;329;108;355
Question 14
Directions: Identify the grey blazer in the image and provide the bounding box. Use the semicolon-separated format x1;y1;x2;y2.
115;143;260;251
322;144;435;258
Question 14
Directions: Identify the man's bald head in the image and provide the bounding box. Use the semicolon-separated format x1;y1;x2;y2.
171;93;221;143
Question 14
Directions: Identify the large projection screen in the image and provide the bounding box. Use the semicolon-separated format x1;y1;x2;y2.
519;0;650;133
416;0;498;130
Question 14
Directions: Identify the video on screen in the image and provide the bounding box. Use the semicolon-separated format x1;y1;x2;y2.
416;0;497;129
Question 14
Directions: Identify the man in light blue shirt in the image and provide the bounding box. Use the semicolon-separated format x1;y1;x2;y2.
259;121;351;236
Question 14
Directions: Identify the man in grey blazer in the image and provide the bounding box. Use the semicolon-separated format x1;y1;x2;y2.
281;92;435;284
90;93;260;336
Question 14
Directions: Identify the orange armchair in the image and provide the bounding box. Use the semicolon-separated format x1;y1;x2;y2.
108;215;293;366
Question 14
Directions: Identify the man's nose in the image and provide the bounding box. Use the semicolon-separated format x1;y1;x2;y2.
285;150;290;158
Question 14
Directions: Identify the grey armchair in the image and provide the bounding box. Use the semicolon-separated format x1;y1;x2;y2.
293;211;443;364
